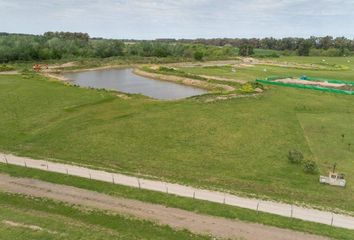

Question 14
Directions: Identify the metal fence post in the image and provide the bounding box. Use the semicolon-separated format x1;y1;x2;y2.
137;178;141;189
331;213;334;226
291;205;293;218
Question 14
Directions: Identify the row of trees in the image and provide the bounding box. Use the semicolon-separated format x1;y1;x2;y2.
0;32;239;62
1;32;353;62
0;33;125;62
177;36;354;51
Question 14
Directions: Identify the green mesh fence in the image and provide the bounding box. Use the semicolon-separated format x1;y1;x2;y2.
256;76;354;95
299;76;354;86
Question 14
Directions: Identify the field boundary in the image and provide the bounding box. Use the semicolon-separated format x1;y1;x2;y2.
257;76;354;95
1;153;354;230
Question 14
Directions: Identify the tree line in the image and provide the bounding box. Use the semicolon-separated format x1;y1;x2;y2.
1;32;353;62
0;32;240;62
176;36;354;56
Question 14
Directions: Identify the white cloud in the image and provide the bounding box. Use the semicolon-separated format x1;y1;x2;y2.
0;0;353;38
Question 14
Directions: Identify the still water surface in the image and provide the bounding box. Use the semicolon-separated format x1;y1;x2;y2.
64;69;207;100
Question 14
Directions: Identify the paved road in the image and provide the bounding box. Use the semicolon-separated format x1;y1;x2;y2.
0;174;329;240
1;153;354;230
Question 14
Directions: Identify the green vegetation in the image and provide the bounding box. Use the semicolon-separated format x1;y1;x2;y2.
182;36;354;56
0;64;15;72
0;191;209;240
0;57;354;215
140;66;241;92
180;56;354;82
1;32;353;64
288;150;304;164
303;160;318;174
239;44;254;56
1;165;353;240
0;32;238;62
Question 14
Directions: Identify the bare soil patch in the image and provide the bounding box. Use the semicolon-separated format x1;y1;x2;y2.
2;220;58;234
0;71;19;75
275;78;352;90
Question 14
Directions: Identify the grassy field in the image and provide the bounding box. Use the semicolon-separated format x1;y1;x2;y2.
0;56;353;214
180;56;354;82
0;191;209;240
1;165;353;240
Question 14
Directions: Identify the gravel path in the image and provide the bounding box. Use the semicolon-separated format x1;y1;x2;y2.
0;174;328;240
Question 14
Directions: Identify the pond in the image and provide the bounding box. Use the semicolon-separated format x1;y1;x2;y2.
63;68;207;100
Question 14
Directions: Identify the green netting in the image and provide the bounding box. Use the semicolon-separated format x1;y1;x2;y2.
300;76;354;86
256;78;354;95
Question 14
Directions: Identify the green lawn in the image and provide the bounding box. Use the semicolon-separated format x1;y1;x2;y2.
0;192;209;240
0;57;353;214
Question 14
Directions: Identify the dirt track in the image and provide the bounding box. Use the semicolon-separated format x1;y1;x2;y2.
0;174;328;240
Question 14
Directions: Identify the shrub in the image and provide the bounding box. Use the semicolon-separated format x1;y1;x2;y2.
303;160;318;174
288;150;303;164
239;44;254;56
240;83;254;93
251;82;264;90
0;64;15;72
193;51;204;61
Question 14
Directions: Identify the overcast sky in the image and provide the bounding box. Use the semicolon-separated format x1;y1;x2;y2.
1;0;354;39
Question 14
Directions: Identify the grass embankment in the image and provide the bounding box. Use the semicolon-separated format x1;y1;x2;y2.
0;190;209;240
1;165;353;240
0;57;353;214
136;66;240;92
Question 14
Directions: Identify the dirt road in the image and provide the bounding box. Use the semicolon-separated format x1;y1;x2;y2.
0;174;328;240
2;153;353;229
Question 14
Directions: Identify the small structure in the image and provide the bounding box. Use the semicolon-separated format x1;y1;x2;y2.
319;164;346;187
32;64;48;72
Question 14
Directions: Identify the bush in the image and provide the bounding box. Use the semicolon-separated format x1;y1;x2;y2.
0;64;15;72
240;83;254;93
251;82;264;90
193;51;204;61
288;150;303;164
303;160;318;174
239;44;254;56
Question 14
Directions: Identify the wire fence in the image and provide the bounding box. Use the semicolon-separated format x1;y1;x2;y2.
1;153;353;230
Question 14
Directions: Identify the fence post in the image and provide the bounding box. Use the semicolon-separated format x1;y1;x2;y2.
66;168;68;175
137;178;141;189
257;202;260;214
89;172;92;180
46;161;49;170
331;213;334;226
291;205;293;218
4;155;8;165
165;184;168;194
24;160;27;168
223;194;226;204
112;174;115;184
193;191;195;199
